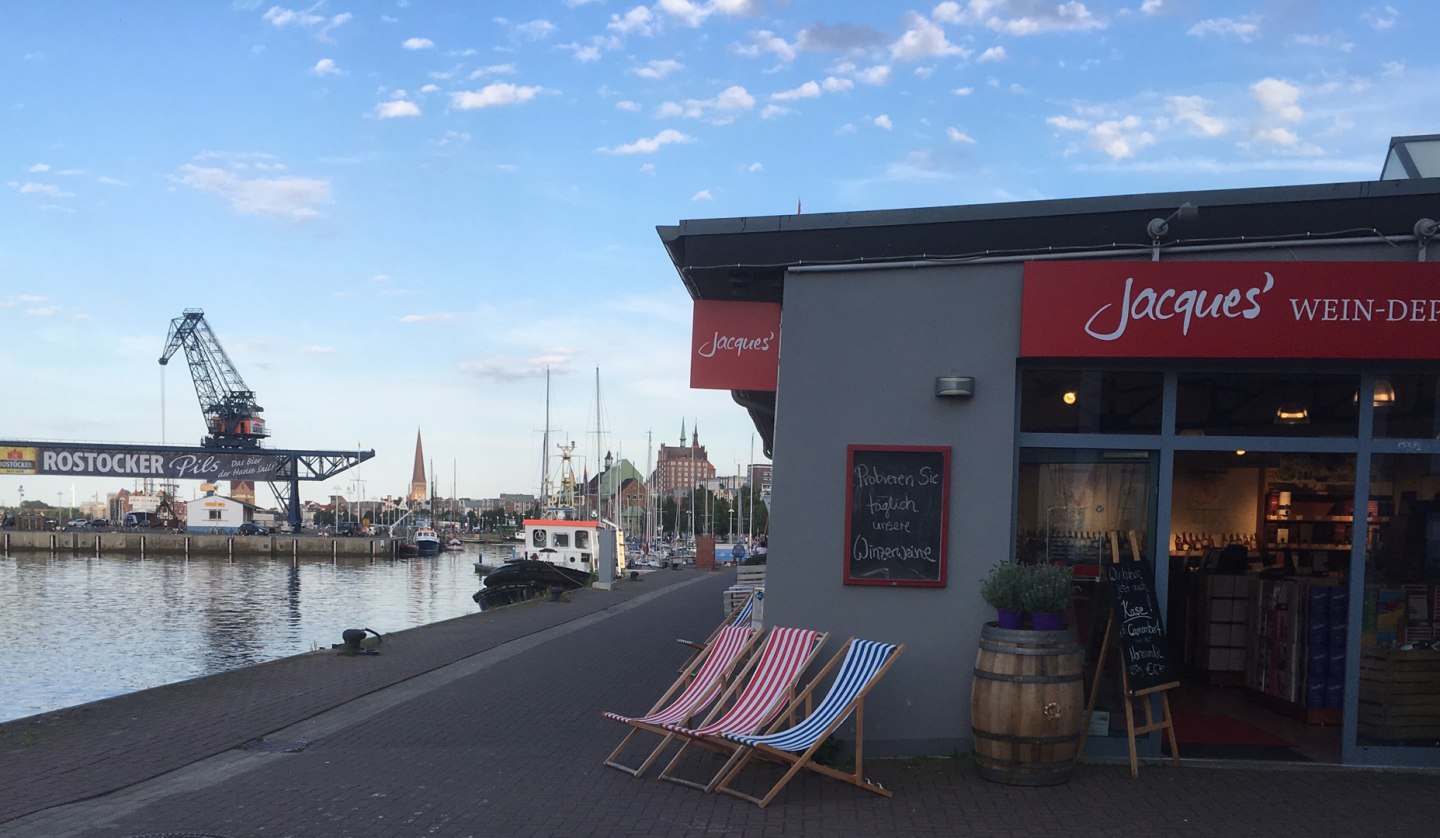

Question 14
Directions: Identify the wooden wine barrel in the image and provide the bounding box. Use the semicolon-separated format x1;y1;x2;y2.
971;623;1084;786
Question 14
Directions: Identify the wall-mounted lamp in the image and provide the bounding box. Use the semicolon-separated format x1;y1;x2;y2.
1274;403;1310;425
1354;379;1398;408
1061;390;1078;405
1148;202;1199;261
1415;218;1438;262
935;376;975;398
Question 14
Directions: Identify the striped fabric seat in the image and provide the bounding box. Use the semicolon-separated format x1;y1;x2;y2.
713;638;906;808
657;627;827;791
602;624;758;778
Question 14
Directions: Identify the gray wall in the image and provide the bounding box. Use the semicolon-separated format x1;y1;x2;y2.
766;262;1023;756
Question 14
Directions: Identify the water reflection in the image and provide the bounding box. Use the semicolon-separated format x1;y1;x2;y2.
0;544;514;723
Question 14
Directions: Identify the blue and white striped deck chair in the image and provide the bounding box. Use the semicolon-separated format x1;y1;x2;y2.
677;590;761;671
712;638;906;808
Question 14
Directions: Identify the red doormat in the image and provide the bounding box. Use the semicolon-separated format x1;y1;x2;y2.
1170;711;1292;747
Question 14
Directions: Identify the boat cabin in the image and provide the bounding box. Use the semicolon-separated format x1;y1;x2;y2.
520;518;627;574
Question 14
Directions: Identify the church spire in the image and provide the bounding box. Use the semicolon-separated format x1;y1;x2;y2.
680;418;687;447
408;429;428;504
692;420;699;447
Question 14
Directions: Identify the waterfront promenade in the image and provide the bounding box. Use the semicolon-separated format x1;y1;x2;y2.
2;569;1439;837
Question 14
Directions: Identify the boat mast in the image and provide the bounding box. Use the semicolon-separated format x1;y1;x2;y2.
540;367;551;513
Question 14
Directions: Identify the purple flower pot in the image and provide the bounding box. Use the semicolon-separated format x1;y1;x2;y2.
1030;612;1064;631
997;607;1023;629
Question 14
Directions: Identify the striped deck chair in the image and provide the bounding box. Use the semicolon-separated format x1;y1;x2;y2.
602;624;759;778
676;589;761;672
712;638;906;808
657;626;828;791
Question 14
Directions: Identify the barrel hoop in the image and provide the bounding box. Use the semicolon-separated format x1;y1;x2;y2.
972;728;1080;746
973;668;1083;684
979;640;1082;656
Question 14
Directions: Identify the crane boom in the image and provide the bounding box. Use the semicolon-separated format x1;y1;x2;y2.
158;309;268;449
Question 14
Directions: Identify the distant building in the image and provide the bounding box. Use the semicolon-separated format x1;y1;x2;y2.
186;491;250;533
408;430;428;505
652;421;716;498
581;453;648;534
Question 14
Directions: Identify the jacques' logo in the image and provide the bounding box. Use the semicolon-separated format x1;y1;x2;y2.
1083;272;1275;341
697;329;774;358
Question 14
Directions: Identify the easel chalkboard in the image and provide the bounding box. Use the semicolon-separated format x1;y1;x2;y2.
843;445;949;587
1077;530;1180;778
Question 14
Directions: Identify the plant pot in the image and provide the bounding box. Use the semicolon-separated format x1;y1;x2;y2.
996;607;1023;629
1030;611;1064;631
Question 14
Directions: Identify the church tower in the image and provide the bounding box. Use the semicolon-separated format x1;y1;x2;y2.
408;430;428;505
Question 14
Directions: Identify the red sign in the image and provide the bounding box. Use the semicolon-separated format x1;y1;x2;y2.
690;301;781;390
1021;261;1440;359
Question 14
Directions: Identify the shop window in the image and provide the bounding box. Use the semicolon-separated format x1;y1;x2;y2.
1371;375;1440;439
1176;373;1358;437
1019;370;1163;434
1361;454;1440;749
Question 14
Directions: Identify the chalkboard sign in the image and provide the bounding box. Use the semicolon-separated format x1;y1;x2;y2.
843;445;949;587
1103;561;1179;695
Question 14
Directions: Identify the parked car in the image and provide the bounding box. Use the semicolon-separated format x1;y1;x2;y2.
237;522;269;536
123;512;152;528
89;518;110;528
337;521;361;536
65;519;88;529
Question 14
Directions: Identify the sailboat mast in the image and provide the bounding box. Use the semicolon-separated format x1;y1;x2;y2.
541;367;551;510
595;367;601;522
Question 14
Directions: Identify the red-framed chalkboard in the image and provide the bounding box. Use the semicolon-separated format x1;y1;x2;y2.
843;445;950;587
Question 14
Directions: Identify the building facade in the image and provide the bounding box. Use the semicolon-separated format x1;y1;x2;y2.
661;143;1440;769
652;423;716;498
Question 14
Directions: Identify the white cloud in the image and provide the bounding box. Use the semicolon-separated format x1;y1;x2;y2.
616;100;642;112
97;176;128;186
978;46;1006;62
934;0;1105;35
375;99;421;118
691;189;713;201
459;353;578;382
450;83;546;110
891;12;971;61
262;6;350;41
175;156;331;222
947;127;976;143
1141;0;1163;13
772;81;820;101
822;77;854;93
656;0;752;28
597;128;693;154
571;44;602;62
10;182;74;198
608;6;655;37
304;345;335;355
26;163;49;173
312;58;340;76
399;313;457;324
469;64;516;78
633;59;683;79
1168;95;1226;137
953;86;973;96
736;29;796;62
1361;5;1398;30
747;162;763;172
515;20;556;40
760;103;789;119
1252;78;1302;122
639;163;656;175
1187;16;1260;42
874;114;893;130
403;37;435;50
855;65;892;86
26;305;60;317
1252;126;1298;146
1047;114;1154;160
420;84;440;94
656;85;754;123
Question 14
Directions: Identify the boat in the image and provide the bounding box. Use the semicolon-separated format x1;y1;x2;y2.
471;558;591;609
414;527;442;556
445;537;464;550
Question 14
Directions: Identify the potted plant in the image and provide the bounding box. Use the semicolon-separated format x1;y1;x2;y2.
980;562;1026;629
1019;563;1075;631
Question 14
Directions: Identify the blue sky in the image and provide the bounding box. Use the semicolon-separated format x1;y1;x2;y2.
2;0;1435;508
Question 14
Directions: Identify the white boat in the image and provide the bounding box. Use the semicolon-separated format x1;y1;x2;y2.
414;527;442;556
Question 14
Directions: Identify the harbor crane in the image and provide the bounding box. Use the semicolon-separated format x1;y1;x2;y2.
158;309;268;449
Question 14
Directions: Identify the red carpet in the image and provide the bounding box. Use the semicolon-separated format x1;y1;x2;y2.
1170;711;1292;747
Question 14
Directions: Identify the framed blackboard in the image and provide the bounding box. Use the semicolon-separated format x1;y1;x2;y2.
843;445;950;587
1103;561;1179;695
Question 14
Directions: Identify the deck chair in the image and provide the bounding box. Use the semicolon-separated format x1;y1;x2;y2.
712;638;906;808
676;589;760;672
602;624;759;778
656;626;828;791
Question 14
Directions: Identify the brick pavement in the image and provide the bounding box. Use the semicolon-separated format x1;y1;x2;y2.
3;567;1440;837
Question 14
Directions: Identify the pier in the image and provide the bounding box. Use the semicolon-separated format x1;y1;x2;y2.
1;529;394;558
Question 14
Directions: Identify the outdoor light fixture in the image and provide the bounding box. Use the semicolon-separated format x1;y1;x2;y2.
1415;218;1438;262
1062;390;1078;405
1148;202;1199;261
1275;403;1310;425
1354;379;1398;407
1236;450;1247;456
934;376;975;398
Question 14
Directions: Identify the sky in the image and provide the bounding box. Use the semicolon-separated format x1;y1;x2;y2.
2;0;1437;509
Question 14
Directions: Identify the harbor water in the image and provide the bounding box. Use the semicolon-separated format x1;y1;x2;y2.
0;543;516;724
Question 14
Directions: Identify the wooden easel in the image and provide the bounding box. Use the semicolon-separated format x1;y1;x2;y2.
1076;530;1181;778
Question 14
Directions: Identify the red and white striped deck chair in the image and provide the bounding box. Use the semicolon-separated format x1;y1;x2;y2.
657;626;828;791
675;589;760;672
601;624;759;778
